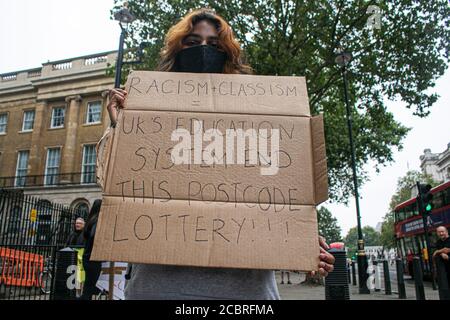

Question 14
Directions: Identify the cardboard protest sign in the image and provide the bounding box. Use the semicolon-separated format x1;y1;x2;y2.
97;262;127;300
91;71;328;271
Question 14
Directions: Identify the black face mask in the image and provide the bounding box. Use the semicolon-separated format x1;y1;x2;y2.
173;45;227;73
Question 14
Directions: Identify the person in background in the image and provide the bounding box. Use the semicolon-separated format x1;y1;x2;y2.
280;270;292;285
390;250;396;266
80;199;103;300
406;249;414;278
433;226;450;287
65;217;85;247
65;217;86;297
107;8;335;300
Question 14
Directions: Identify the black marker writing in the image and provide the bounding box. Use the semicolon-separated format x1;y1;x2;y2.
212;219;230;242
231;218;246;244
134;215;153;240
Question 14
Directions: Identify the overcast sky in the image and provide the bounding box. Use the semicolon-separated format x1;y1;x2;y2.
1;0;449;236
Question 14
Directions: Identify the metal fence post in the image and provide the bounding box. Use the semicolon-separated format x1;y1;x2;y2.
347;262;351;284
325;248;350;300
383;260;392;295
435;257;450;300
413;257;426;300
396;258;407;299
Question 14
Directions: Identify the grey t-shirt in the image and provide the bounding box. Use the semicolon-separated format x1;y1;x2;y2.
124;263;280;300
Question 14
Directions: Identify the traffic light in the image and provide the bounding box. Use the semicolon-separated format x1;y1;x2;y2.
417;183;434;214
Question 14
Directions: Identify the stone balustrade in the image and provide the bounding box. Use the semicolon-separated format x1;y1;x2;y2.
0;51;117;89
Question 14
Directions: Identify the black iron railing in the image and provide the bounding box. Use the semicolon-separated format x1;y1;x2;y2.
0;189;86;300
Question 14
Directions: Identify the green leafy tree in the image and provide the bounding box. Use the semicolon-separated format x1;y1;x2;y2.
111;0;449;203
380;211;396;249
317;207;343;243
379;170;438;248
388;170;438;211
344;225;381;257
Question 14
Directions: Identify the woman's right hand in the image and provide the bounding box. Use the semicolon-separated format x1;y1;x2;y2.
107;88;128;127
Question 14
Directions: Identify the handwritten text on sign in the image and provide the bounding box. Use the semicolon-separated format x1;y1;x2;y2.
106;111;316;207
92;71;323;271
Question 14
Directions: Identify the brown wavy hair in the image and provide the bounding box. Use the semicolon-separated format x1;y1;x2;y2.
157;8;253;74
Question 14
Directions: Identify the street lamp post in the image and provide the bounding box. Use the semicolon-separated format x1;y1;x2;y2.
107;2;136;299
335;46;370;294
113;2;136;88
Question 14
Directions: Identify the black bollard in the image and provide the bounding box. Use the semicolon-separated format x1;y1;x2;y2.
383;260;392;295
347;262;351;284
412;257;426;300
373;260;381;292
53;247;77;300
325;248;350;300
395;258;407;299
351;260;357;286
435;257;450;300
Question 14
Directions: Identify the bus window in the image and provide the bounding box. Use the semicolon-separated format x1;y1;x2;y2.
433;190;444;210
405;204;416;219
411;203;419;216
399;238;406;257
405;208;410;219
412;237;420;255
397;210;402;221
417;235;426;251
404;237;414;254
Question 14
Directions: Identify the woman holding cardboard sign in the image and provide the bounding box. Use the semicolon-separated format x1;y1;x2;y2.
106;8;334;300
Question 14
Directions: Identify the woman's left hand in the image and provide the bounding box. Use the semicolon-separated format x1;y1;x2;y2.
311;236;335;277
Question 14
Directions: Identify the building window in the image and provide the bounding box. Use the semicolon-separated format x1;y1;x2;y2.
51;107;65;128
86;101;102;124
15;150;29;187
44;148;61;185
82;145;96;183
72;200;89;219
36;200;53;245
22;110;35;131
0;113;7;133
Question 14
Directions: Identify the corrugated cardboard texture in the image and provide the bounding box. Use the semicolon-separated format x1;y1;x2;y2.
93;197;319;270
311;114;328;204
123;71;310;116
92;71;328;271
104;110;316;205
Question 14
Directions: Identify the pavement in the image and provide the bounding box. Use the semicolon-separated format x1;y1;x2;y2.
277;269;441;300
1;264;442;300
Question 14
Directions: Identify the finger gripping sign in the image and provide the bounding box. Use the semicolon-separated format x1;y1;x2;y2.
91;71;328;271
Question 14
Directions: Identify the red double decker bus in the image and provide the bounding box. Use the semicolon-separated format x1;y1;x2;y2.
394;180;450;277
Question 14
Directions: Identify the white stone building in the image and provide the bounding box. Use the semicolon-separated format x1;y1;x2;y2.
420;142;450;183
